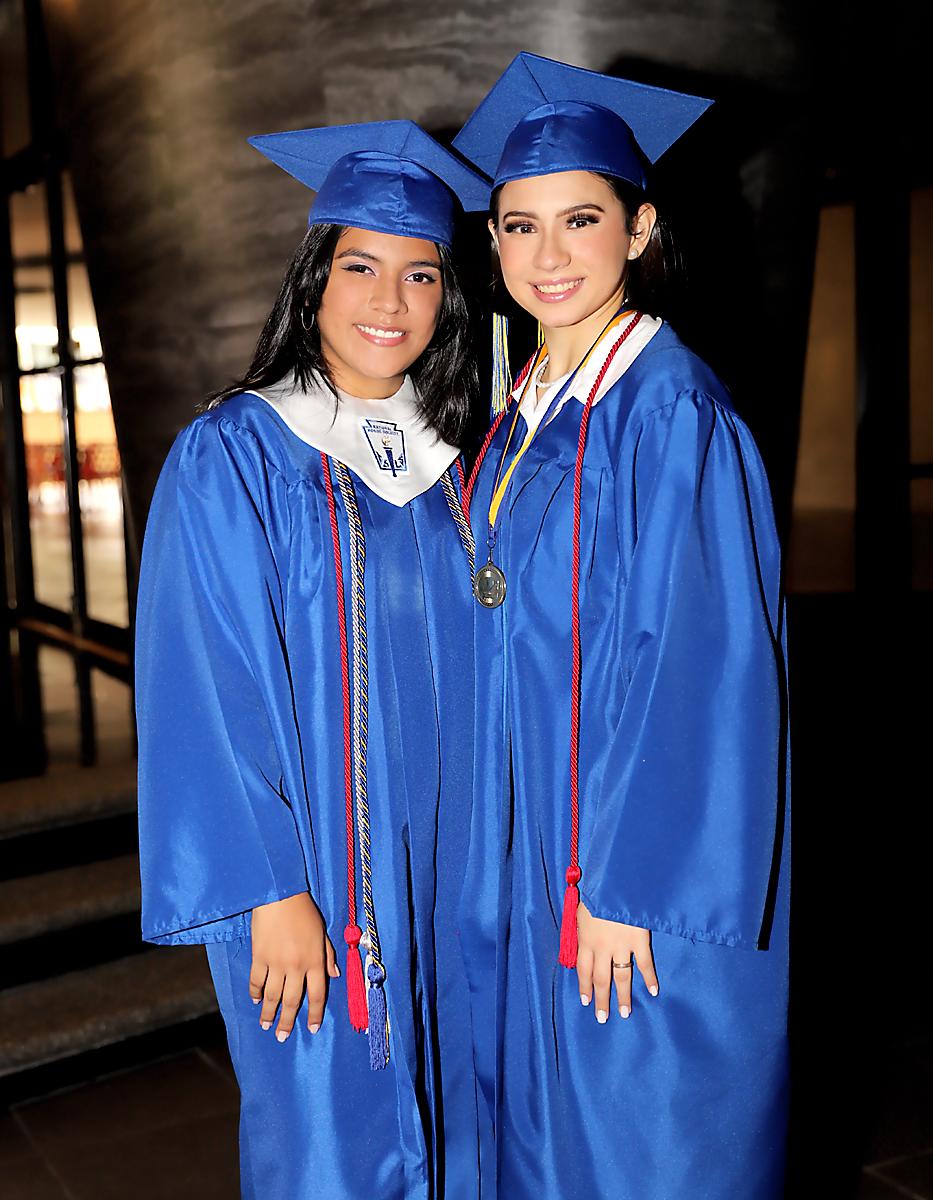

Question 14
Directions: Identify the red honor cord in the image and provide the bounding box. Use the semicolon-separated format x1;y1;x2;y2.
321;452;368;1032
465;313;644;967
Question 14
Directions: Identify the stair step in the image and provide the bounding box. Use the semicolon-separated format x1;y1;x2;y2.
0;947;217;1078
0;763;139;881
0;762;137;840
2;912;147;991
0;855;141;945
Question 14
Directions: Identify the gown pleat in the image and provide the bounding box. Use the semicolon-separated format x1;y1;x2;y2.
137;392;486;1199
460;323;790;1199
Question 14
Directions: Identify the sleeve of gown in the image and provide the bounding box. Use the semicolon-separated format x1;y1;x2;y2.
580;391;787;949
136;415;310;944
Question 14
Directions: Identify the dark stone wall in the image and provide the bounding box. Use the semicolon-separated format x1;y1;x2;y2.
37;8;889;1193
41;0;821;559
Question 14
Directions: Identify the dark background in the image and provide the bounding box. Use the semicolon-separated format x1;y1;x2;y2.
0;2;930;1197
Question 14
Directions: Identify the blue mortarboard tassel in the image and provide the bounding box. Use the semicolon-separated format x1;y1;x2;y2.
453;52;712;191
249;120;490;247
367;960;389;1071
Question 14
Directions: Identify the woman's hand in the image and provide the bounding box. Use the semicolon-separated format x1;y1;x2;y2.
249;892;340;1041
575;901;659;1023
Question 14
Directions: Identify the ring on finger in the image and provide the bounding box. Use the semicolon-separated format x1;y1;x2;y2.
612;960;633;970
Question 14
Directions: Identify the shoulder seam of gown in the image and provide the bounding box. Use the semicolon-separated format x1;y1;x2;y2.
631;389;735;436
182;409;301;489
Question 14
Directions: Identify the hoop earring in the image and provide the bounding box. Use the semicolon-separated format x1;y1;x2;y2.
301;306;316;332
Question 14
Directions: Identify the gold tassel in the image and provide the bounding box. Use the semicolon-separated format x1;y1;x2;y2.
491;312;512;416
536;319;545;349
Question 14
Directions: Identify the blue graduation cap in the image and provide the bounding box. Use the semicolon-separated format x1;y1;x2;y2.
453;53;713;191
248;120;490;247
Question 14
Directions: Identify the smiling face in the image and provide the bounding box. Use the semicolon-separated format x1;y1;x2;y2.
492;171;655;338
315;226;444;398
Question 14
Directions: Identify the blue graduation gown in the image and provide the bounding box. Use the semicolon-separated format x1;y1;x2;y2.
461;322;790;1199
136;392;484;1199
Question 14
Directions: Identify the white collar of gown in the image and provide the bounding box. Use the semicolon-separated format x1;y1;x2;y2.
516;313;663;435
248;373;459;508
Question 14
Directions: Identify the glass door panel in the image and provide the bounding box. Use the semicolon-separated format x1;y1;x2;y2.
76;362;127;625
20;372;74;610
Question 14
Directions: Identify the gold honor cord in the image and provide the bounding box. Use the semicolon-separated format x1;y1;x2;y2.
488;310;634;529
472;309;635;610
440;467;476;577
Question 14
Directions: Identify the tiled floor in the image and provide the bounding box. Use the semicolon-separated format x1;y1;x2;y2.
855;1036;933;1200
1;1026;930;1197
1;1034;240;1199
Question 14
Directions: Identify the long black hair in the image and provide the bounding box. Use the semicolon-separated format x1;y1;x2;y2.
490;172;680;317
205;223;478;446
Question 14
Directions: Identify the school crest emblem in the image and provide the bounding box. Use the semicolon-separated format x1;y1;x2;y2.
362;419;408;477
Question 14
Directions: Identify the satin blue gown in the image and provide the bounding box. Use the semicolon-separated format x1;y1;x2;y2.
136;392;484;1199
461;322;790;1199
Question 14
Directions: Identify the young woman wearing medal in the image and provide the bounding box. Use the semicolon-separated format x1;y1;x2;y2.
135;121;493;1198
454;54;790;1199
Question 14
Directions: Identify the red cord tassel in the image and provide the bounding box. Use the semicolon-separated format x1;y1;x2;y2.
558;865;582;968
344;924;368;1032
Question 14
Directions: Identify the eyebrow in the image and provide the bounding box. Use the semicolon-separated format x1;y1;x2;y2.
335;248;441;269
501;203;606;220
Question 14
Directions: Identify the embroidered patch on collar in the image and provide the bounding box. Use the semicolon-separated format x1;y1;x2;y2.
362;418;408;477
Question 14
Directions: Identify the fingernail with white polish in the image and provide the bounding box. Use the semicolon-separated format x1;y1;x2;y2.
276;1030;289;1043
260;1020;271;1031
649;985;659;997
309;1023;321;1034
580;994;591;1007
252;997;261;1005
620;1005;631;1018
597;1009;608;1024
